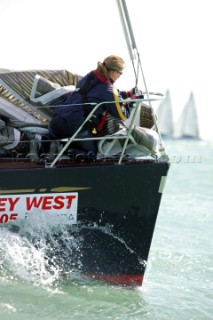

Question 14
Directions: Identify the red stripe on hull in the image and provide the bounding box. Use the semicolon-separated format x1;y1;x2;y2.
86;274;144;286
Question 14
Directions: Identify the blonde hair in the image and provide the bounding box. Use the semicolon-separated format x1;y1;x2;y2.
97;55;125;77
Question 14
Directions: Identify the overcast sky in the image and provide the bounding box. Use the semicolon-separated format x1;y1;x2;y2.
0;0;212;140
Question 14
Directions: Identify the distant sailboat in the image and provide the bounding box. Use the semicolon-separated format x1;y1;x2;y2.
175;92;200;139
156;89;174;138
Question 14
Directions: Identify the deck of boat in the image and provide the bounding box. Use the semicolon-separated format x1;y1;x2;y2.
0;155;159;170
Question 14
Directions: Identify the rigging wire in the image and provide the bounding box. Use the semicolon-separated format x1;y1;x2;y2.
116;0;166;155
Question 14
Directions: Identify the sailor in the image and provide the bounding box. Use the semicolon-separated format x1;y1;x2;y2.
49;55;136;155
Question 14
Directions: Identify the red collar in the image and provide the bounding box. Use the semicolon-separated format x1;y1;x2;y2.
92;70;112;85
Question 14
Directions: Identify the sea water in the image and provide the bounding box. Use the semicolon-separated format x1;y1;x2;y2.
0;139;212;320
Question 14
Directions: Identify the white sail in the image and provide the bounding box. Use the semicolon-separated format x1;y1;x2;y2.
175;92;200;139
156;89;173;137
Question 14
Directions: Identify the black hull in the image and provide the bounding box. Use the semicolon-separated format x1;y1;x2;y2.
0;161;169;286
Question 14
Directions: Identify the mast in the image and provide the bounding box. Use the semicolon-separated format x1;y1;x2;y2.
116;0;142;92
116;0;166;155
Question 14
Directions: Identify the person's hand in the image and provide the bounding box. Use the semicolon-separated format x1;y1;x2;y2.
130;87;143;99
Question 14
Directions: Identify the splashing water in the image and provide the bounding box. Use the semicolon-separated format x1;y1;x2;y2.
0;227;60;286
0;213;145;290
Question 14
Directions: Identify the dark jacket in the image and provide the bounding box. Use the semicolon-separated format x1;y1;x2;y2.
56;71;130;128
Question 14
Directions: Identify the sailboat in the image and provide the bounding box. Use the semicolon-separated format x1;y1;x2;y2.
175;92;200;139
0;0;170;287
156;89;174;138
